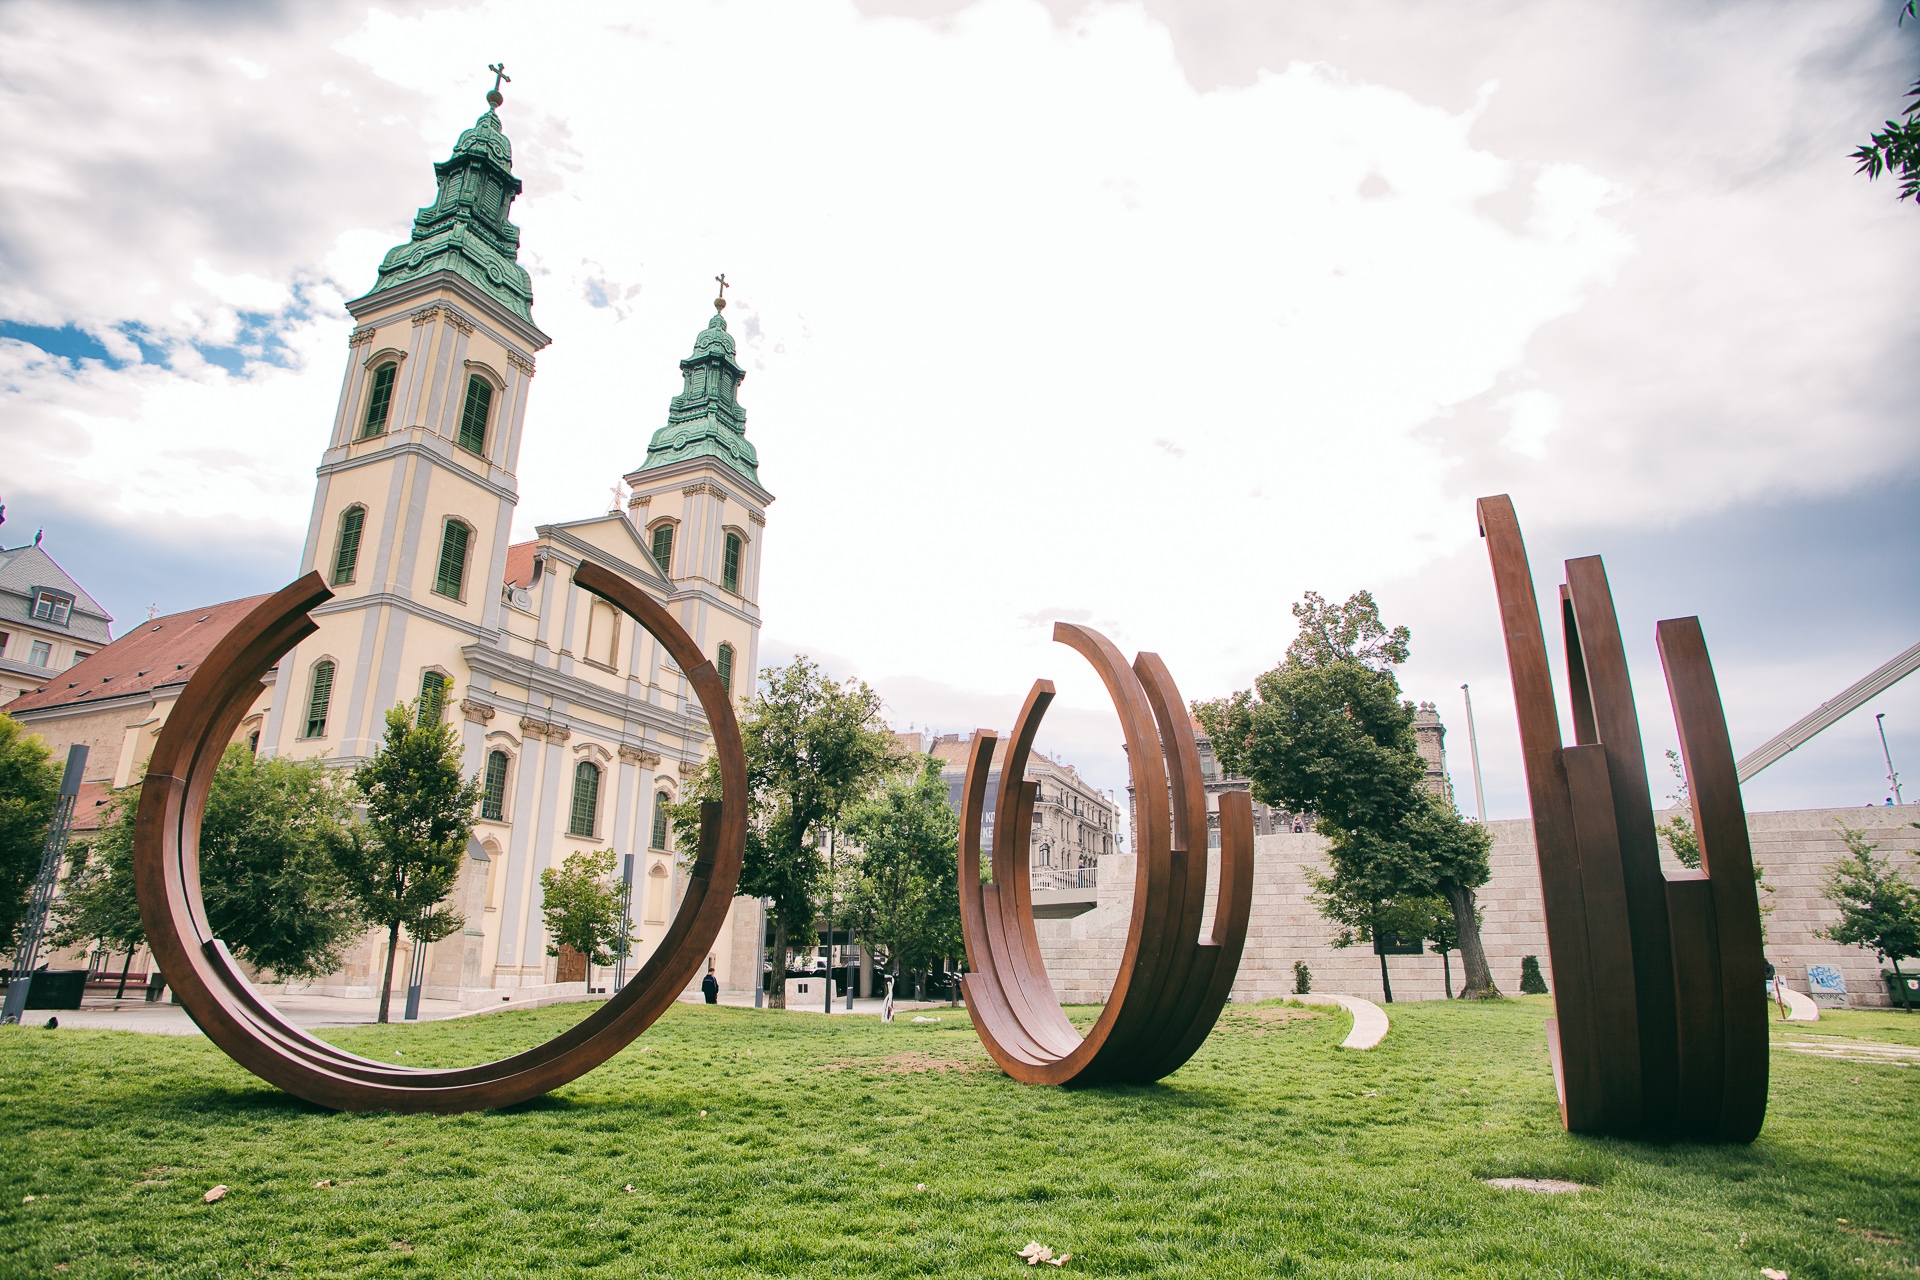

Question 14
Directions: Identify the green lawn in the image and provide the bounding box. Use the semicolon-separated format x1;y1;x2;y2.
1;996;1915;1278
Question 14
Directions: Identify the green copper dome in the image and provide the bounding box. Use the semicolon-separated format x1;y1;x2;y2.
361;106;535;324
634;309;761;485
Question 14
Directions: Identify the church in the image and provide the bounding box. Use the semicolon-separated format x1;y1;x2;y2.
255;81;773;1002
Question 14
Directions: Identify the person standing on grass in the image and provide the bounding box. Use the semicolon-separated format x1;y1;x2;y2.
702;963;719;1005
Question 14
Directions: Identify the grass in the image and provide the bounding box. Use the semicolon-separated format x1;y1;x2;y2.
0;995;1915;1278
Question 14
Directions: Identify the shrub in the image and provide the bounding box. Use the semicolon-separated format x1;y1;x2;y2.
1519;954;1548;994
1293;960;1312;994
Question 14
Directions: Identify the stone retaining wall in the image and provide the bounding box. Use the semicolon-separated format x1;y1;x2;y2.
1033;805;1919;1008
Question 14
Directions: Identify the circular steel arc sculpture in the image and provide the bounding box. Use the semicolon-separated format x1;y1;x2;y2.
131;562;746;1113
1478;494;1765;1142
959;623;1253;1086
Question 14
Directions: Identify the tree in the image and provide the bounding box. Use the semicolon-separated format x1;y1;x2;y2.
1821;823;1920;990
331;702;480;1022
671;658;902;1008
842;756;961;985
1658;749;1774;940
1854;2;1920;204
54;746;361;982
1519;955;1549;995
0;714;61;955
540;848;629;974
1196;590;1501;997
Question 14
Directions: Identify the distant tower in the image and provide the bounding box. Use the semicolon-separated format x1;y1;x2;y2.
1413;702;1454;807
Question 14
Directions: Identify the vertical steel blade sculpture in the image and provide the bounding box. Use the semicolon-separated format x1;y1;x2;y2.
131;564;746;1113
1478;496;1766;1141
959;623;1254;1085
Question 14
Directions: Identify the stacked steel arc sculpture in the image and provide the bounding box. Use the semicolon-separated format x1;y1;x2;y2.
130;562;746;1114
957;623;1254;1085
1479;495;1766;1142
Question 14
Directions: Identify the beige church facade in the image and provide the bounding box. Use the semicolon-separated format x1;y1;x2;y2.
247;91;772;1002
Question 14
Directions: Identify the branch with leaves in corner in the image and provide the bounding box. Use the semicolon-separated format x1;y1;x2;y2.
1658;749;1774;940
1854;1;1920;204
1821;822;1920;989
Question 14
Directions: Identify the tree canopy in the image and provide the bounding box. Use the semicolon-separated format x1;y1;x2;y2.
0;714;61;954
842;755;961;981
539;848;628;972
1822;823;1920;976
1854;2;1920;204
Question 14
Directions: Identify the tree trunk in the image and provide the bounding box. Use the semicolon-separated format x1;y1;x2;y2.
1444;884;1501;999
377;917;402;1023
768;914;788;1009
1377;950;1394;1003
1441;948;1453;999
114;947;135;1000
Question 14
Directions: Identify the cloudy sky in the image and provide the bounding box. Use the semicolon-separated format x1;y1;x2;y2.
3;0;1916;824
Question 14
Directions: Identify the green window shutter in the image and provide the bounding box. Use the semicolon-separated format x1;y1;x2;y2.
457;376;492;454
650;790;670;850
650;523;673;576
435;521;470;598
481;750;509;821
332;507;365;584
716;643;734;695
418;670;448;725
362;363;397;437
570;763;600;837
722;532;741;594
304;660;335;739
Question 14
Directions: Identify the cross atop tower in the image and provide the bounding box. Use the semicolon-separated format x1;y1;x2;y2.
713;273;729;311
486;62;511;108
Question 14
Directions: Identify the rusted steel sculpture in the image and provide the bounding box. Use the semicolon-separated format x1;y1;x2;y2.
1479;495;1765;1142
131;562;745;1113
958;623;1253;1085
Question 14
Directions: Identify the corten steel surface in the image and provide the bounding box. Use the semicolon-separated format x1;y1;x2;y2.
131;563;746;1113
1478;496;1766;1142
958;623;1253;1086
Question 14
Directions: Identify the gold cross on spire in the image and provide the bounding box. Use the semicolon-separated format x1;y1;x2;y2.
486;62;511;107
713;273;730;311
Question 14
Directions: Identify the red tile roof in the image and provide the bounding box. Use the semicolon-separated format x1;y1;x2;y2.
2;594;272;717
504;540;539;589
71;779;125;834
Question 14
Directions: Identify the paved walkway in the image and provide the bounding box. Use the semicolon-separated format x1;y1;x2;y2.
1295;994;1391;1049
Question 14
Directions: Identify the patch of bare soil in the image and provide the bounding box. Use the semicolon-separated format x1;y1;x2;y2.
822;1051;987;1075
1222;1006;1326;1036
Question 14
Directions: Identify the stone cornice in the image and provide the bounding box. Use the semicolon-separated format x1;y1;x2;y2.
317;436;519;505
344;270;551;353
620;455;774;510
309;590;489;641
462;642;711;746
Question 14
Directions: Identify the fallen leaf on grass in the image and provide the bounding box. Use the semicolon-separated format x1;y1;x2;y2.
623;1185;635;1194
916;1184;927;1191
53;1263;67;1272
700;1110;707;1117
1019;1242;1071;1266
21;1195;35;1203
204;1185;228;1203
1760;1270;1788;1279
315;1180;332;1188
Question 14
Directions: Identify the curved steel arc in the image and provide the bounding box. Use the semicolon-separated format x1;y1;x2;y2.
958;622;1253;1087
132;565;746;1113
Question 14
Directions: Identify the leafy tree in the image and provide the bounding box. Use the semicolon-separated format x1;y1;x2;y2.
1195;590;1500;997
0;714;61;954
1658;749;1775;940
54;746;360;982
1854;2;1920;204
1821;823;1920;989
1292;960;1312;995
539;848;629;973
670;658;902;1008
331;702;480;1022
842;755;961;985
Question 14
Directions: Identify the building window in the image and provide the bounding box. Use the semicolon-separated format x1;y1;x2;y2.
717;642;734;695
69;651;91;667
585;599;619;669
650;522;674;577
28;640;51;667
722;531;742;594
0;631;9;657
418;670;449;725
332;506;366;585
456;376;492;454
304;660;335;739
650;790;671;850
31;592;72;626
434;520;470;599
481;750;509;821
569;762;601;837
361;362;397;438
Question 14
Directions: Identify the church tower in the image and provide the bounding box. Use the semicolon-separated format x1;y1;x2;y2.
263;77;550;762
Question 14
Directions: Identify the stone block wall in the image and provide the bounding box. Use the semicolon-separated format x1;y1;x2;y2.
1032;805;1919;1009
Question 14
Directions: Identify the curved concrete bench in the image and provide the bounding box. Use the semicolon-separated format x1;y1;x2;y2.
1295;994;1390;1049
1773;983;1819;1023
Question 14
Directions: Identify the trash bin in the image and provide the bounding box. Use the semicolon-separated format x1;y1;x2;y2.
23;969;87;1011
144;972;166;1003
1885;970;1919;1011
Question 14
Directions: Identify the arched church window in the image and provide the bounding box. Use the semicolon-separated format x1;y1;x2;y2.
481;750;509;821
717;642;735;695
303;660;335;739
650;790;671;850
722;531;742;594
650;522;674;577
434;519;471;599
569;762;601;838
361;363;397;438
418;670;449;725
456;376;492;454
332;506;366;585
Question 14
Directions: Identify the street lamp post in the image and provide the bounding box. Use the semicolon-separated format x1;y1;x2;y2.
1461;683;1488;824
1877;713;1905;805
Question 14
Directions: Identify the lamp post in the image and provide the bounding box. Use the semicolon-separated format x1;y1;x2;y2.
1461;684;1488;823
1876;713;1904;805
